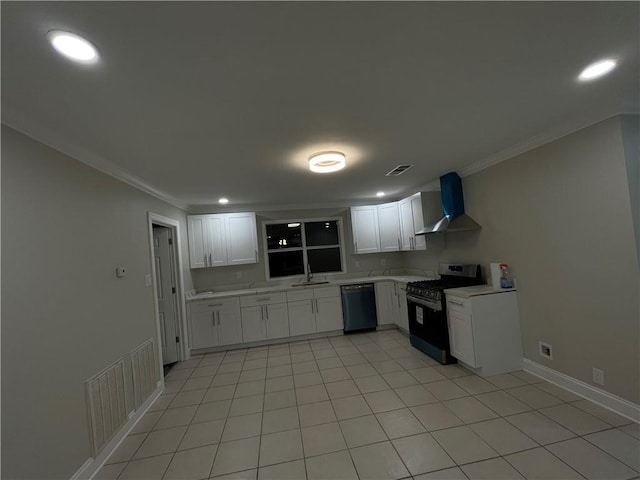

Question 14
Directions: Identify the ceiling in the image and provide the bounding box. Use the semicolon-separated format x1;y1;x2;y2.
2;2;638;212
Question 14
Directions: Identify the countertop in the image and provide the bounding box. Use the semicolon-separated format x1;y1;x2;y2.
444;284;517;298
187;275;432;302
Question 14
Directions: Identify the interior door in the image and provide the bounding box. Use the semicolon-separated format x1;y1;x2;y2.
153;227;179;365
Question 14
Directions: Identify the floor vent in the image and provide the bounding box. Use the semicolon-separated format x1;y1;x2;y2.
85;338;159;456
132;339;159;409
385;164;414;176
85;359;129;456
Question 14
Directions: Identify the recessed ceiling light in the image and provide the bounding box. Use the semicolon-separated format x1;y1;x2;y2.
218;198;229;204
578;58;617;81
47;30;99;63
309;152;346;173
376;191;385;197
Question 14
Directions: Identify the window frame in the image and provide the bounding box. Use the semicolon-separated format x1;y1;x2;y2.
262;217;346;281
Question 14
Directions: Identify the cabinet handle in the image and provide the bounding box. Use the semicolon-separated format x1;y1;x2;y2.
204;254;208;266
255;250;258;262
397;238;401;250
260;306;264;321
209;253;212;265
449;300;465;307
256;297;270;302
265;306;269;320
208;303;223;307
315;299;319;313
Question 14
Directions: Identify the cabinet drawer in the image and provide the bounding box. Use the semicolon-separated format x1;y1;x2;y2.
190;296;240;313
446;296;470;314
313;286;341;299
287;289;314;302
241;292;287;307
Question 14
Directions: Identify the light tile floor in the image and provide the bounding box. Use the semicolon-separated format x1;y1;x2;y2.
96;330;640;480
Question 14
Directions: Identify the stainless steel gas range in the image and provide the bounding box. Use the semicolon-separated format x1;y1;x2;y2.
406;263;482;364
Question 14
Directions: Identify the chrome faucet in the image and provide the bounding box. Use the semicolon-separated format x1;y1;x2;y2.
306;263;313;283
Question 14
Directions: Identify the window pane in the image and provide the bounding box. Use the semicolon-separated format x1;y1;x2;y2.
268;250;304;277
266;223;302;249
308;248;342;273
305;221;339;246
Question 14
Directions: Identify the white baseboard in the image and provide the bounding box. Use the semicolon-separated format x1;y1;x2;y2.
70;384;164;480
523;358;639;423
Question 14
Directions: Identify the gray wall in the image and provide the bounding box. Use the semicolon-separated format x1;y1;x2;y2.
1;126;192;479
405;116;640;403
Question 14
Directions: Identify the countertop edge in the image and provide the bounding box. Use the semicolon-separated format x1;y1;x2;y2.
186;276;433;302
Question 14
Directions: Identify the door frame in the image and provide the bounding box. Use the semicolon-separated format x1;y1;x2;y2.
147;212;189;374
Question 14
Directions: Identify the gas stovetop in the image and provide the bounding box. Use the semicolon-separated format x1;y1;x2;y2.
406;264;483;302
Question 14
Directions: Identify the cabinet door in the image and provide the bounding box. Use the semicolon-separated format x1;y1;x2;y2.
410;194;427;250
375;281;396;325
448;311;478;367
241;306;266;343
287;300;316;337
351;206;380;254
225;213;258;265
315;296;343;332
377;202;401;252
188;215;210;268
266;303;290;340
397;287;409;332
190;310;217;349
217;307;243;346
207;215;228;266
398;198;414;250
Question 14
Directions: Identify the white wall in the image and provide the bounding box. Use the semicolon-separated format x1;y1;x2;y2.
406;116;640;403
1;125;192;479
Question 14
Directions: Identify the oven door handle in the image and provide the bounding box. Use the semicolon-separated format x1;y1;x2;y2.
407;294;442;311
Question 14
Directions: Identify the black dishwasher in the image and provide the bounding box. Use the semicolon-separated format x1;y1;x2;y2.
341;284;378;332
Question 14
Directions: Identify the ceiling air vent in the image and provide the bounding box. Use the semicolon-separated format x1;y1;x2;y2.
385;164;414;176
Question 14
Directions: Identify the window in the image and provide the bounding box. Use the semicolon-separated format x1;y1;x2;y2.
264;218;344;279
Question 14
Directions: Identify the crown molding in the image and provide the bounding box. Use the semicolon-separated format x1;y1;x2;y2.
1;110;189;211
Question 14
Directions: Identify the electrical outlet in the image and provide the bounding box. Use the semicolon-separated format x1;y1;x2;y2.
381;258;386;266
538;341;553;360
592;368;605;386
236;271;242;279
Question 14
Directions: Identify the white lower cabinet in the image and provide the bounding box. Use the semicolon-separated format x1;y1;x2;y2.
241;293;289;343
189;297;243;349
287;286;343;336
446;290;522;376
375;281;398;326
287;300;316;337
315;296;343;332
397;284;409;332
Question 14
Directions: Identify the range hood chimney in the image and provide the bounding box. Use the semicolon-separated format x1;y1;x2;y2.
415;172;481;235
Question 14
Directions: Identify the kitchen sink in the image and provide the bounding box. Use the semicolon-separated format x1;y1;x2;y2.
291;281;330;287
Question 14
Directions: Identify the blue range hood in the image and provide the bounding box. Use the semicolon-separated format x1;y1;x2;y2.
415;172;481;234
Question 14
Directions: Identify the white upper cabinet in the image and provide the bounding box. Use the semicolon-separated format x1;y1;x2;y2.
207;215;228;267
377;202;401;252
188;212;258;268
351;206;380;254
188;216;209;268
225;212;258;265
399;193;426;251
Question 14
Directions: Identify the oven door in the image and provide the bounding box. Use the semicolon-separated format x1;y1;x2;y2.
407;294;456;364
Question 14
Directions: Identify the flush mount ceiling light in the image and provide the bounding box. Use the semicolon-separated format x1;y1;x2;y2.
308;151;346;173
287;223;300;228
376;191;385;197
47;30;99;63
578;58;617;81
218;198;229;204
